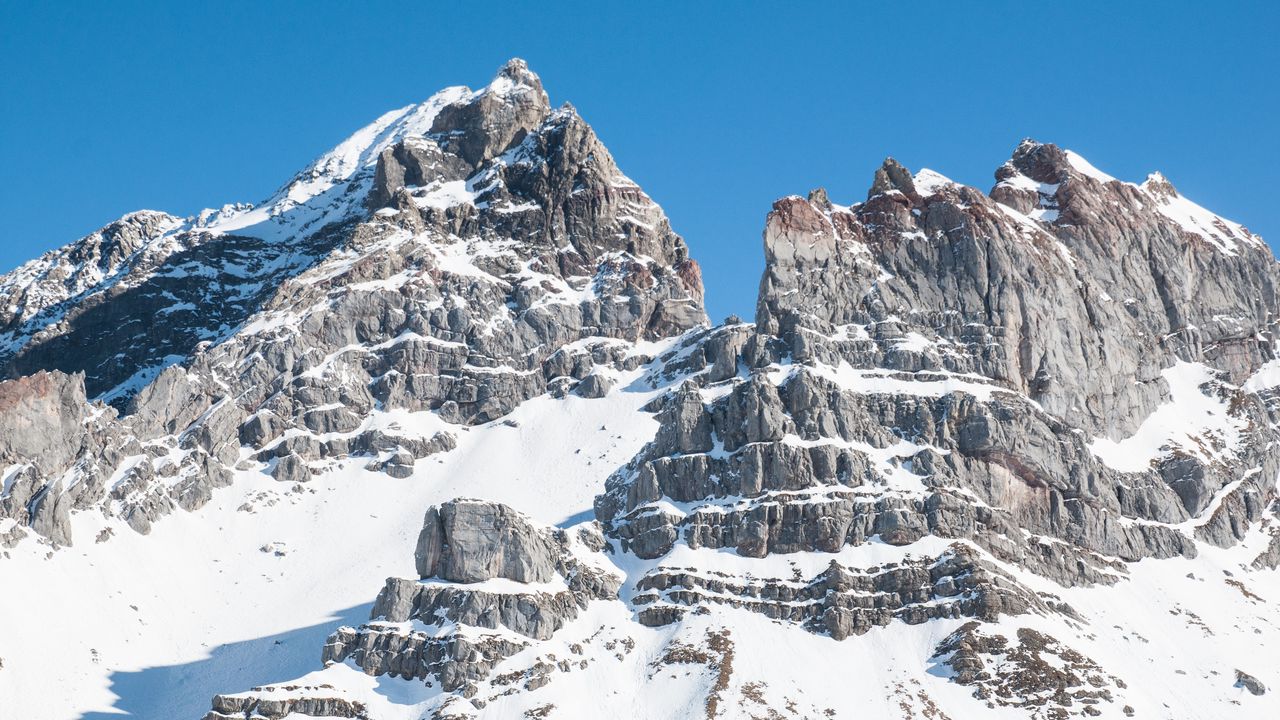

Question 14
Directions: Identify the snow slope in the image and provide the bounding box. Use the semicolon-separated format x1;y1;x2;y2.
0;358;672;719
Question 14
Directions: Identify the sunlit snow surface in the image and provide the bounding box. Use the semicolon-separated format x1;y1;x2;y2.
1088;362;1245;473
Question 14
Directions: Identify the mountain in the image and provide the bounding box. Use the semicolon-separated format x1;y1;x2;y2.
1;60;1277;720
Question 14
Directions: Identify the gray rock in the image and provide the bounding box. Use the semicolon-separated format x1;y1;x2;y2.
415;499;560;584
1236;669;1267;695
316;498;621;698
575;373;613;398
271;454;310;484
933;622;1125;714
29;480;73;547
0;371;88;472
634;544;1044;639
593;141;1280;645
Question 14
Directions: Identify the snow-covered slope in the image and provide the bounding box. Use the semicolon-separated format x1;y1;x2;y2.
0;361;674;718
2;62;1279;720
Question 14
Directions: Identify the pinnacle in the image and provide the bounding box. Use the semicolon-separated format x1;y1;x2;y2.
867;156;917;200
490;57;545;97
1140;170;1178;200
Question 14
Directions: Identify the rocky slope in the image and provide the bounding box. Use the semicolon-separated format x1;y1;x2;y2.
0;58;702;549
1;61;1278;720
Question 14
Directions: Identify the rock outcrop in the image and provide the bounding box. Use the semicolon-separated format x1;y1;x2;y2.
319;500;620;694
933;621;1128;717
414;499;562;583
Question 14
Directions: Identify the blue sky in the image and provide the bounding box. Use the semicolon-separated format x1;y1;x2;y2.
2;1;1277;320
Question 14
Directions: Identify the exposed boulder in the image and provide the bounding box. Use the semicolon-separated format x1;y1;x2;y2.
415;499;561;583
1236;669;1267;696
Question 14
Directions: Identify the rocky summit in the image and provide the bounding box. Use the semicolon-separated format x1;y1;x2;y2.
1;60;1278;720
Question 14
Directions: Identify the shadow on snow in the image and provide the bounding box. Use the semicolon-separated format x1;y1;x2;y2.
78;602;372;720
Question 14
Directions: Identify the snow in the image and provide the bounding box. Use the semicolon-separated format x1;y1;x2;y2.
1140;172;1261;256
413;179;481;210
996;173;1048;194
311;518;1280;719
417;575;571;594
912;168;954;195
1243;358;1280;392
1039;518;1280;716
893;331;934;353
1065;149;1119;183
775;360;1015;404
1088;362;1245;473
636;535;960;588
1031;207;1060;223
197;86;470;243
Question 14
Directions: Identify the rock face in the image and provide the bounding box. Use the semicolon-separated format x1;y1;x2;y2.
0;370;88;472
633;544;1048;640
759;146;1279;441
1236;669;1268;696
571;150;1280;706
0;370;125;547
204;689;367;720
414;499;561;583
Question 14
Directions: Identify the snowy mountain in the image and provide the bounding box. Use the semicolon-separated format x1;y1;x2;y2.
1;60;1278;720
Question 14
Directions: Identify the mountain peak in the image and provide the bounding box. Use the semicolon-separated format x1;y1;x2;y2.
1000;139;1120;187
999;138;1070;184
0;60;703;410
487;57;545;99
867;156;918;201
1142;170;1177;199
425;60;551;168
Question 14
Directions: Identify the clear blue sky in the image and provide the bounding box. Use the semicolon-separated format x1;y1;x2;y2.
2;1;1277;321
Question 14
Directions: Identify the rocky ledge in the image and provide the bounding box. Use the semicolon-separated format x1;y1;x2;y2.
318;500;620;696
